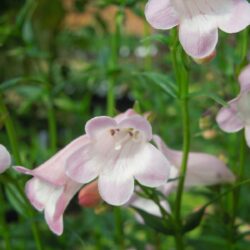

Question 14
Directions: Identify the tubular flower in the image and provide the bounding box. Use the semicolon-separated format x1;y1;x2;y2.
216;65;250;147
15;135;89;235
66;114;171;206
145;0;250;58
0;144;11;174
153;135;235;194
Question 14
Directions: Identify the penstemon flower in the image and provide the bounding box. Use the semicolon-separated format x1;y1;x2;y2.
15;135;89;235
16;110;171;234
66;114;171;206
78;135;235;219
0;144;11;174
145;0;250;58
153;135;235;194
216;65;250;147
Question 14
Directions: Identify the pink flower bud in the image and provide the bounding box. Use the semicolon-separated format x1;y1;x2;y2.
78;181;101;208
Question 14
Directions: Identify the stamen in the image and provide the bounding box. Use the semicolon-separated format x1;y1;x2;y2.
110;129;115;136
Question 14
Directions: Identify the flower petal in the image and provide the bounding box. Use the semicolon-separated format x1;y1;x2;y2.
145;0;179;29
85;117;117;139
238;64;250;91
179;18;218;58
25;177;82;235
218;0;250;33
216;98;244;132
15;135;89;186
114;109;138;123
0;145;11;174
130;196;171;223
118;115;152;141
133;143;171;187
65;145;99;183
245;126;250;148
98;170;134;206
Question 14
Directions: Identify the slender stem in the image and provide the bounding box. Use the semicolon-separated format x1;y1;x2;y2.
46;86;57;153
170;29;190;250
107;9;123;116
0;95;21;165
0;95;43;250
229;28;249;247
0;186;12;250
230;133;247;246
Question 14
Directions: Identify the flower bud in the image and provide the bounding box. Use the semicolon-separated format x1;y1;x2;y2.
193;50;216;64
78;181;101;208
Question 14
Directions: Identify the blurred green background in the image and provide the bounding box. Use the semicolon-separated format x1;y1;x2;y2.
0;0;250;249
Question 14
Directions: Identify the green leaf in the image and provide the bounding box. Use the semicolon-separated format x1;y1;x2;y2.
182;206;206;233
132;207;175;235
140;34;169;45
133;71;177;98
190;91;228;107
5;183;28;218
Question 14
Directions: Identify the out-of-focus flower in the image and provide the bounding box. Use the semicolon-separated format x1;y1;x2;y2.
15;135;89;235
66;112;171;206
216;65;250;147
0;144;11;174
145;0;250;58
154;135;235;194
78;181;101;208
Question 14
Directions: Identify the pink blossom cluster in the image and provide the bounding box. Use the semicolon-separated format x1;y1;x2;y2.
10;109;236;235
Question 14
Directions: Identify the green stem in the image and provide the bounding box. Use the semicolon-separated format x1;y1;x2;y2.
230;133;247;245
170;29;190;250
0;186;12;250
229;28;249;248
0;95;43;250
46;88;57;153
107;9;123;116
0;95;21;165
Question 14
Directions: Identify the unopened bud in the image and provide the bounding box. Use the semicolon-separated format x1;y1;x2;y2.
193;50;216;64
78;181;101;208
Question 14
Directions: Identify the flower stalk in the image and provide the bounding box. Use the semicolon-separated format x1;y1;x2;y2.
170;29;190;250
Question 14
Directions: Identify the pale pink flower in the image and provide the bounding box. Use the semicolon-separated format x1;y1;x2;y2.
153;135;235;195
15;110;171;234
66;113;171;206
15;135;89;235
0;144;11;173
216;65;250;147
145;0;250;58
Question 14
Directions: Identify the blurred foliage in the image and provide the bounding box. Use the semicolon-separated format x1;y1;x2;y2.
0;0;250;249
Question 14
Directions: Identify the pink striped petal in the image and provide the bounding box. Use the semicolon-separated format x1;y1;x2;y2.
218;0;250;33
0;145;11;174
118;115;152;141
245;126;250;147
15;135;89;186
216;99;244;133
98;170;134;206
238;64;250;91
145;0;179;29
153;135;235;186
179;18;218;58
133;143;171;187
85;117;117;139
